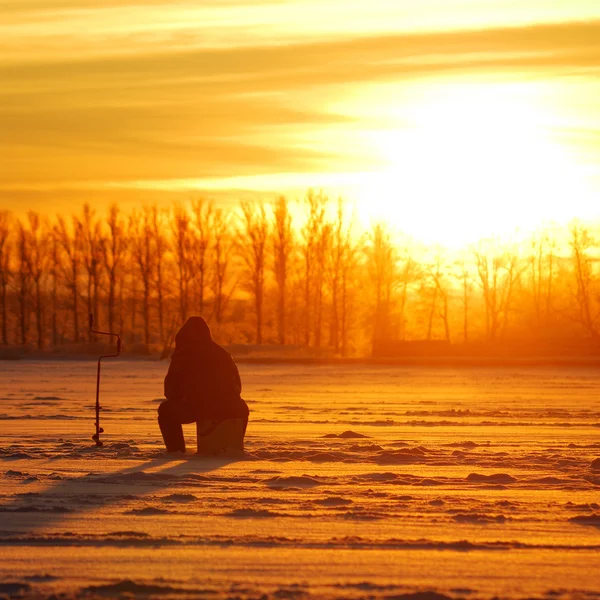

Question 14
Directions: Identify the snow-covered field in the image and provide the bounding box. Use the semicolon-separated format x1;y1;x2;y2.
1;360;599;599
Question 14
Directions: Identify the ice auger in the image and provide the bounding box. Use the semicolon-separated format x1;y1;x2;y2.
89;314;122;447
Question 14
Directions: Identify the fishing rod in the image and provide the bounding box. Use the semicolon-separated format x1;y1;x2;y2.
89;314;122;447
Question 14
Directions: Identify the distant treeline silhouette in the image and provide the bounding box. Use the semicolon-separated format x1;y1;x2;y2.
0;191;599;357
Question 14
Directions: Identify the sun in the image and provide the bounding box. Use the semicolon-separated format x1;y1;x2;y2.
354;82;595;248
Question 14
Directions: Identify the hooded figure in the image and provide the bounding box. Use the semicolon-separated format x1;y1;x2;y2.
158;317;249;452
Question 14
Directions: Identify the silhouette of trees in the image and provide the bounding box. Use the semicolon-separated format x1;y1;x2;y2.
0;195;599;355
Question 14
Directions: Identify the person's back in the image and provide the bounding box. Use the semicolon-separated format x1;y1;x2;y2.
158;317;249;452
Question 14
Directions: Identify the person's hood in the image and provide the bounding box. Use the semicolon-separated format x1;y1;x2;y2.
174;316;212;351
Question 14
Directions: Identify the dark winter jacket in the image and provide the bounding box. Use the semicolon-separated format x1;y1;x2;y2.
164;317;249;420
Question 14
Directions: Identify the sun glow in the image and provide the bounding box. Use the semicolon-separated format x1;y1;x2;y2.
354;83;597;247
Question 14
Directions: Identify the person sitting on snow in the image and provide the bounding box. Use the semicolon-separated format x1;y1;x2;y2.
158;316;249;453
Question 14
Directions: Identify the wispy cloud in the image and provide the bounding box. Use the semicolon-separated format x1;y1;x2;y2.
1;2;600;201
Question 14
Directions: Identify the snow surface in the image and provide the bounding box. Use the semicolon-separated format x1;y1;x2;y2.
1;360;599;599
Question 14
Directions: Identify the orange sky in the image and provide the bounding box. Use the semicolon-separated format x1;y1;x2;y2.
2;1;600;244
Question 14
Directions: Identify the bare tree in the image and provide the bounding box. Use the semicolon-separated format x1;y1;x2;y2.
339;229;360;357
59;217;83;341
473;240;524;340
396;247;415;340
474;245;499;341
423;268;439;341
102;204;127;337
500;249;524;337
272;196;293;345
126;256;139;345
15;220;31;345
130;207;156;346
118;257;127;339
55;216;83;343
190;199;214;316
300;191;328;346
172;204;192;323
151;206;168;343
455;254;473;343
24;212;48;349
427;253;451;342
569;223;599;338
313;222;330;349
212;208;234;326
238;200;269;344
365;223;397;354
326;199;355;352
80;204;103;335
49;230;60;346
0;212;11;345
528;230;557;332
287;260;304;346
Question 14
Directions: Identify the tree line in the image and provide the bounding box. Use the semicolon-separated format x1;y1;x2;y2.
0;193;599;357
